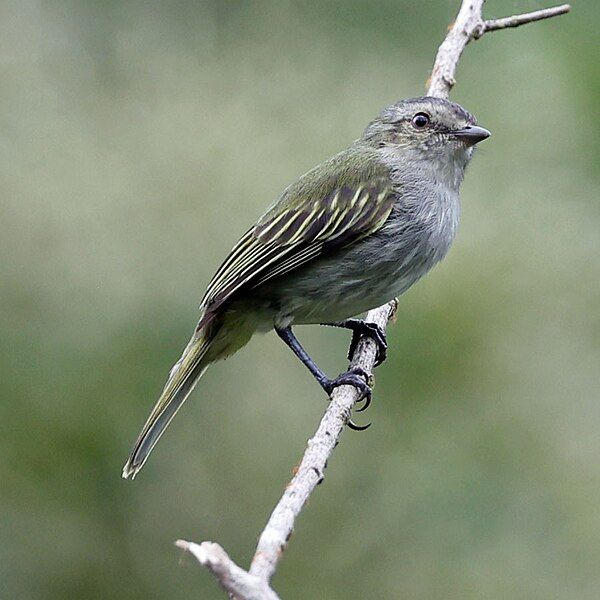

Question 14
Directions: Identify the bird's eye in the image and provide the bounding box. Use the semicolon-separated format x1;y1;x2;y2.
411;112;430;128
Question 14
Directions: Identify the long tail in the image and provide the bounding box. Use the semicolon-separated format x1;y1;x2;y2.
122;319;221;480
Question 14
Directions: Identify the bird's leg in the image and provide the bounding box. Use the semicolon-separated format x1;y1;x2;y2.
275;326;372;430
321;319;388;366
275;325;371;398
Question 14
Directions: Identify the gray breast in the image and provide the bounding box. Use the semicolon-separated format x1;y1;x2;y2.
260;181;460;325
360;181;460;299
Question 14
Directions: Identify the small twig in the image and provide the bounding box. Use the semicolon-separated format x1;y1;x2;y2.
175;540;280;600
178;1;570;597
481;5;571;36
427;0;485;98
427;2;570;97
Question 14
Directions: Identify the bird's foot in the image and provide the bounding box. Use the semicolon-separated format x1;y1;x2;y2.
344;320;388;366
322;367;373;431
320;319;388;366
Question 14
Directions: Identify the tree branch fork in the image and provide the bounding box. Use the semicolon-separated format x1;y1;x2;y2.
176;2;570;598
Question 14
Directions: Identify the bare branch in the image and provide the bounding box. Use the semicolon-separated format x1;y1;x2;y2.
427;2;571;98
427;0;486;99
175;540;280;600
177;1;570;597
248;301;397;581
175;296;396;595
482;5;571;36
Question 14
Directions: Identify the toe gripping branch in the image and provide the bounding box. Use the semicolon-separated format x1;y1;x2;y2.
323;319;388;367
275;322;385;431
323;366;372;430
275;324;385;430
320;319;388;430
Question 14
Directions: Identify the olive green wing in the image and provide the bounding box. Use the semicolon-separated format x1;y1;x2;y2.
199;153;395;320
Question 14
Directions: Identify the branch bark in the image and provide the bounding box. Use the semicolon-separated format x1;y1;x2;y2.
248;300;397;582
175;541;280;600
177;2;570;597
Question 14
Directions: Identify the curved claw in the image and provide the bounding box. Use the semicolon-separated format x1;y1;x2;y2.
346;322;388;367
325;372;372;402
355;392;371;412
348;419;371;431
323;368;373;431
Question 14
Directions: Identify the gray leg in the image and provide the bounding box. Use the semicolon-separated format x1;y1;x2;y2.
275;326;372;430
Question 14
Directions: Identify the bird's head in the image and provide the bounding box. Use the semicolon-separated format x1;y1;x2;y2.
362;97;490;184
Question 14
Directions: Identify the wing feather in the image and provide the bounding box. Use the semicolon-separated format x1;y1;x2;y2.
253;243;324;287
199;152;395;318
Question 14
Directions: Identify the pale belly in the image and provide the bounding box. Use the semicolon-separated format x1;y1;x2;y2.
230;177;461;329
250;207;457;326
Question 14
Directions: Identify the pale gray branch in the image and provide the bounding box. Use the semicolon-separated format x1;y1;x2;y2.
175;540;280;600
482;5;571;35
177;1;570;597
427;0;486;99
248;300;397;581
427;2;571;98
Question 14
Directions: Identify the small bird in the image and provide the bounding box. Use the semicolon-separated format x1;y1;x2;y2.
122;96;490;479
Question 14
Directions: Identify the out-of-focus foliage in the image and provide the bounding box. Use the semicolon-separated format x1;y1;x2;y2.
0;1;598;598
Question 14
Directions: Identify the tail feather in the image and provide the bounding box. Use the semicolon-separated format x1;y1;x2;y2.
122;324;218;480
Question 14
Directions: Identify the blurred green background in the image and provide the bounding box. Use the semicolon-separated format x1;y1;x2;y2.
1;1;598;598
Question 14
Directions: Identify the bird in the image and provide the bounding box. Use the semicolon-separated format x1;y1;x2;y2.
122;96;490;479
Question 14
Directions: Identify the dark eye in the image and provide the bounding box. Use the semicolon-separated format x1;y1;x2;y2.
411;112;430;128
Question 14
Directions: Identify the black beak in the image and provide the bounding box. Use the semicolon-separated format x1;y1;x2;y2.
453;125;491;145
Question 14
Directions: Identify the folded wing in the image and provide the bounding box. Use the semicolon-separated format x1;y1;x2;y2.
199;151;395;323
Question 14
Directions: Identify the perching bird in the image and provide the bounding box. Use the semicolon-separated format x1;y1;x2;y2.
122;96;490;479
